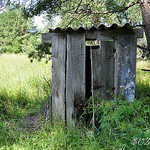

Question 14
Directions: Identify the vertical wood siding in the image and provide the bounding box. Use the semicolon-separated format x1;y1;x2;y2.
91;45;104;100
52;33;67;121
66;33;86;126
114;34;137;102
91;41;115;101
101;41;115;100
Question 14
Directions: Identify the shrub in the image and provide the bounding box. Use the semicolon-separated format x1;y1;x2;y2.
84;96;150;149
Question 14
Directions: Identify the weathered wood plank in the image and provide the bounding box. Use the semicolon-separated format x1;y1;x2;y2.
101;41;115;100
42;33;53;43
90;42;115;100
90;45;105;100
86;28;143;40
114;34;137;102
133;28;143;38
66;33;86;126
52;33;66;121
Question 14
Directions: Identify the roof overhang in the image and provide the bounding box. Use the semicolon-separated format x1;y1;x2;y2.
42;23;143;43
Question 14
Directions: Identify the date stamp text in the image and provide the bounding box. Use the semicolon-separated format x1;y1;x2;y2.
132;138;150;146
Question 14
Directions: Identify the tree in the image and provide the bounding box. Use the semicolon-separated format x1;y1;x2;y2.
1;0;150;57
0;3;52;61
0;6;36;53
26;0;150;57
141;0;150;55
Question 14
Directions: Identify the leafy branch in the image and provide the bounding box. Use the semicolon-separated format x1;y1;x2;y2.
91;0;141;14
0;0;10;11
72;0;141;15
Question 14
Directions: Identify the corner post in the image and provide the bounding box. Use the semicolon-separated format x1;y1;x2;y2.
51;33;67;121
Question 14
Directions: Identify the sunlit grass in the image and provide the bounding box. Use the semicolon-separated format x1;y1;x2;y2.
0;54;149;150
0;54;52;118
136;60;150;99
0;119;101;150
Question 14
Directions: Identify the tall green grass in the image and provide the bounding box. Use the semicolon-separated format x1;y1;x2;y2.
136;60;150;99
0;54;52;118
0;54;150;150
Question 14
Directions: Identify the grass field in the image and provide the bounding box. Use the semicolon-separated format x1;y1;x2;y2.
0;54;150;150
0;54;52;118
136;60;150;99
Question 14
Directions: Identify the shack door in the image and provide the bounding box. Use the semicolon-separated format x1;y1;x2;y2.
90;41;115;101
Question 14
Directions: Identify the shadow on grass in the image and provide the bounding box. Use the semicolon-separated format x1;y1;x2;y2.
0;89;51;148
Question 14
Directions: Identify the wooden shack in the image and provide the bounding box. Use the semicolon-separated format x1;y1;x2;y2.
42;24;143;126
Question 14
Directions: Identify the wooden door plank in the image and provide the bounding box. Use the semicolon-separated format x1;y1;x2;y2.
101;41;115;100
90;45;105;100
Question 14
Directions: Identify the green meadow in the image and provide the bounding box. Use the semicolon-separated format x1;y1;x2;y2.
0;54;52;118
0;54;150;150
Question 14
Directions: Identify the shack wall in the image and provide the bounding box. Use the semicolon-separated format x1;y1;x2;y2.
42;27;143;125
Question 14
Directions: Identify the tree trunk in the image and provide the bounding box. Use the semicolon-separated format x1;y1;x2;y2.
141;0;150;53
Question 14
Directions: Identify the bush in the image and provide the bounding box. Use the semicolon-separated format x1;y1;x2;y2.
84;96;150;149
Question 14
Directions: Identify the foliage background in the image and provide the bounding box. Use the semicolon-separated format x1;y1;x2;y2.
0;5;51;61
